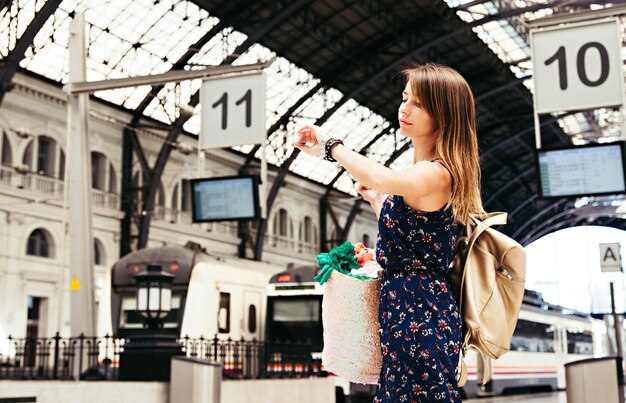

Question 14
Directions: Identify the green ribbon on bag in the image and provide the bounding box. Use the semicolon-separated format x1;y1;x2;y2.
315;241;360;285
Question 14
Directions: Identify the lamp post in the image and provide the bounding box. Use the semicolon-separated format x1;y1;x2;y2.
118;265;184;381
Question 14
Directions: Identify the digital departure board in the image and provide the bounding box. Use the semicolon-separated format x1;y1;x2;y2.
536;142;626;198
190;175;260;222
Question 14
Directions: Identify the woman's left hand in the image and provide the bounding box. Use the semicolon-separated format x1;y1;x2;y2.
294;124;323;157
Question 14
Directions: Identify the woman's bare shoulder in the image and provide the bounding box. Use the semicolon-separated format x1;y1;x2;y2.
401;160;452;211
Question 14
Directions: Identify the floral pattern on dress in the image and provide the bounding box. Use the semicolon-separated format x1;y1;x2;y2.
374;195;462;403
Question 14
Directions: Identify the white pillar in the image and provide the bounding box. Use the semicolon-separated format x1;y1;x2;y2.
66;13;95;337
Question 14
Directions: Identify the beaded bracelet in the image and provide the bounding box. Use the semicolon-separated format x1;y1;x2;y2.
324;138;344;162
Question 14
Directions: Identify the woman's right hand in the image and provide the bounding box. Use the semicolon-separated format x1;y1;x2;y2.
356;182;381;205
356;183;384;218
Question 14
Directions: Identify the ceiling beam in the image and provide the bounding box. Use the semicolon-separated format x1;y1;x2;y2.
131;0;309;250
512;199;572;242
0;0;63;106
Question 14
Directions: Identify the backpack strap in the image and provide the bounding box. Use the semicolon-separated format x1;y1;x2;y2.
457;355;468;387
463;213;505;249
468;212;507;228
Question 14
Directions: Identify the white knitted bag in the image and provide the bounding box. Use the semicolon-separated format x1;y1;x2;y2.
321;269;382;384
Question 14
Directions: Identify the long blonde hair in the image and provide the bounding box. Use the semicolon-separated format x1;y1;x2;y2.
402;63;485;225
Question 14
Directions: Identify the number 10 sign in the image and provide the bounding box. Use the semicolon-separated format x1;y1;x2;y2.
531;18;624;114
200;71;266;149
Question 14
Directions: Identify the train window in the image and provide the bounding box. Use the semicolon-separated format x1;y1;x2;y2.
248;304;257;333
120;295;143;329
272;299;319;322
567;329;594;354
267;297;323;346
162;294;182;329
509;319;556;353
218;292;230;333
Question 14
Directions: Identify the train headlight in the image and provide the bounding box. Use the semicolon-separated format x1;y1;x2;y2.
133;264;175;329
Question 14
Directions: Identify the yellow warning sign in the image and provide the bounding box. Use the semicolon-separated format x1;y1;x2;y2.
69;275;81;291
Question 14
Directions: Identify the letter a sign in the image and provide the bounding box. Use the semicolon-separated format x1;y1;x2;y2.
600;243;622;272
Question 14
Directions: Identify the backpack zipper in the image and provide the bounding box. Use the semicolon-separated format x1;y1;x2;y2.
497;267;524;282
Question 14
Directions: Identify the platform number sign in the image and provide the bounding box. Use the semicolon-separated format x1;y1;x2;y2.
200;72;266;149
531;19;623;114
600;243;622;273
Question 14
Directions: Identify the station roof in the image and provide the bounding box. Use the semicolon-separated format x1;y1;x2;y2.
2;0;626;244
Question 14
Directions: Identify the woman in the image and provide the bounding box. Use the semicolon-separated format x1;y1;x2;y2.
295;63;484;402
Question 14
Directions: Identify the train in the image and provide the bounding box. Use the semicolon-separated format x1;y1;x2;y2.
111;241;284;341
267;265;608;399
111;243;607;398
463;294;607;397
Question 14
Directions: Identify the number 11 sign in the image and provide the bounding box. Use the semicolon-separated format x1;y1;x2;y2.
200;71;266;149
531;18;624;114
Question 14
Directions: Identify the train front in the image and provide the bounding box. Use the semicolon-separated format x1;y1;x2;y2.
110;246;195;338
266;265;325;374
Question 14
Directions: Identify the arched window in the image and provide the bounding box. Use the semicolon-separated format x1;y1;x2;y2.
302;216;312;243
37;136;56;177
91;153;118;194
274;208;289;236
26;228;54;258
91;152;107;190
2;130;12;166
23;136;64;179
94;238;105;266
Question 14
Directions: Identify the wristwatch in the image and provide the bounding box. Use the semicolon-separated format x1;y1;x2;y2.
323;138;344;162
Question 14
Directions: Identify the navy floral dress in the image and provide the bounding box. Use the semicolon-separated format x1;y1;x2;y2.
374;195;462;402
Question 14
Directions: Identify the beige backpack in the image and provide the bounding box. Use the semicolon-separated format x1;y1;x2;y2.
446;212;526;386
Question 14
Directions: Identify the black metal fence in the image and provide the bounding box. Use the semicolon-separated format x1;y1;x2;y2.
0;333;322;381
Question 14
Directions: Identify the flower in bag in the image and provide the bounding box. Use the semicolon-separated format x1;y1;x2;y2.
351;242;381;279
315;241;381;284
354;242;375;265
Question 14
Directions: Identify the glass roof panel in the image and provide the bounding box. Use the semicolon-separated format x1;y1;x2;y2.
444;0;624;146
335;171;357;196
4;0;623;198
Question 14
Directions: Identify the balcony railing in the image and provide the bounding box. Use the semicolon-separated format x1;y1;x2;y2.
0;334;322;381
92;189;120;210
246;229;319;256
0;165;65;196
207;221;238;237
268;233;295;249
0;165;119;210
153;206;185;223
